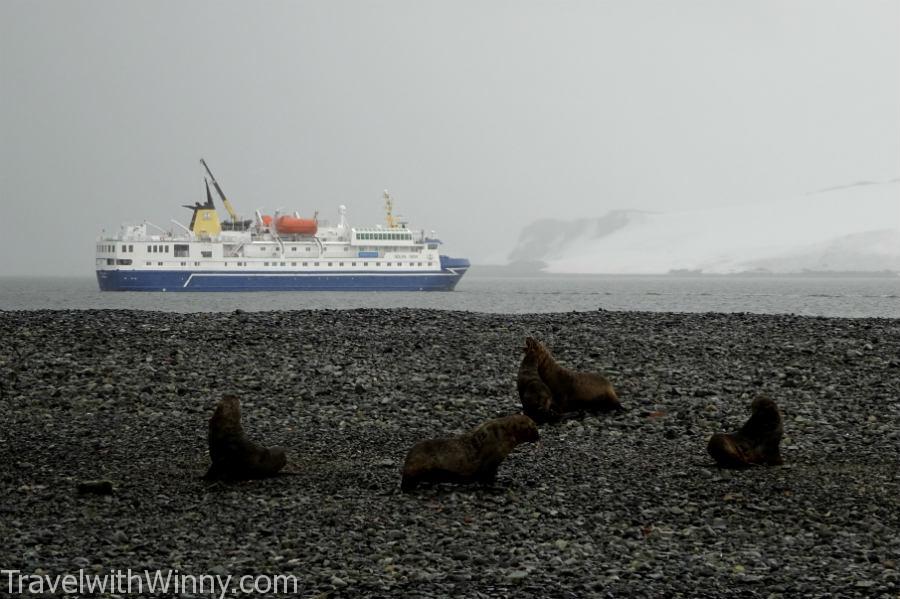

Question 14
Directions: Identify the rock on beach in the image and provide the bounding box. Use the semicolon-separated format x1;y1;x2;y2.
1;308;899;597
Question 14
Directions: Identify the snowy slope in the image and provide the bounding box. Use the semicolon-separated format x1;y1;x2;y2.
508;180;900;274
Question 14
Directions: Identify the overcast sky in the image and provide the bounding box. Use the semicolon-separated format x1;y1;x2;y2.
1;0;898;275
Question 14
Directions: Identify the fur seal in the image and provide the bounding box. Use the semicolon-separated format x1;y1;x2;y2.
707;397;783;468
204;395;287;481
400;414;539;492
524;337;622;414
517;342;559;424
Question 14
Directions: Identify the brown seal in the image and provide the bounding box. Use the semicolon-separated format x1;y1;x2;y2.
517;342;559;424
707;397;783;468
525;337;622;414
204;395;287;480
400;414;539;492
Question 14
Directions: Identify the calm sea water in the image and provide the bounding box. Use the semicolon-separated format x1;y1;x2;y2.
1;270;897;318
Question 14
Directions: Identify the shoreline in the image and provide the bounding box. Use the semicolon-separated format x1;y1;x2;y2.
1;277;899;319
2;309;899;597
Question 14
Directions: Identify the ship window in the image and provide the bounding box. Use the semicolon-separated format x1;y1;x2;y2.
363;262;368;266
280;262;286;266
351;262;356;267
302;262;308;266
264;262;269;266
306;247;311;252
174;244;189;257
157;262;163;266
428;244;438;250
164;245;169;253
107;258;115;265
201;251;212;258
121;245;126;252
291;262;297;266
195;261;201;266
129;245;134;252
328;262;333;266
339;262;344;267
181;261;186;266
292;247;296;251
145;261;151;265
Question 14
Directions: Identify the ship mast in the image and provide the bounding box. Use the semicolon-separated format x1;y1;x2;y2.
383;190;397;229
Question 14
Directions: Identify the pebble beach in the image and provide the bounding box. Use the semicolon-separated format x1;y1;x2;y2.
1;308;899;598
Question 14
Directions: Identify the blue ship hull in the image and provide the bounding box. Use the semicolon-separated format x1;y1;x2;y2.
97;256;470;292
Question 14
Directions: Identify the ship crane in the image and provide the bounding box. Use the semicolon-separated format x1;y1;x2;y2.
201;158;252;230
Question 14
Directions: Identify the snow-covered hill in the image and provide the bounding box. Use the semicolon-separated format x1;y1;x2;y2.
507;180;900;274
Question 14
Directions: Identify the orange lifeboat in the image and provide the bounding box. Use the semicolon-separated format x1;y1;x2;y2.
261;214;273;226
275;215;318;235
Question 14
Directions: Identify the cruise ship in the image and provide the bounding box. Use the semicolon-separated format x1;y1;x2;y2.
95;160;470;291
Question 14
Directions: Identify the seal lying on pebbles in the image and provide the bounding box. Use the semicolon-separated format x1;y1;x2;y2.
525;337;622;415
204;395;287;481
707;397;784;468
401;414;540;492
517;342;559;424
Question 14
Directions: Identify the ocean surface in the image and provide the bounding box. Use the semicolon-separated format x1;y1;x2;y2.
1;270;898;318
